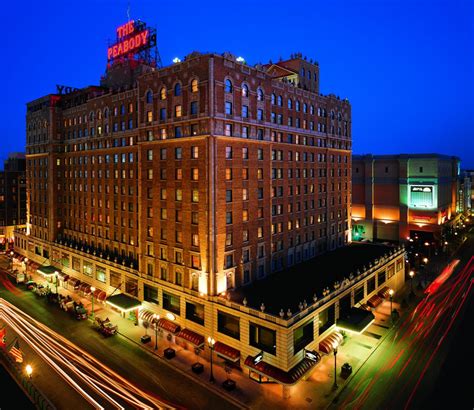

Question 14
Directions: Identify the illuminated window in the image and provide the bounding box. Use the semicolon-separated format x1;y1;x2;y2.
175;105;182;118
160;87;167;100
191;146;199;159
191;79;199;93
192;190;199;203
225;146;232;159
192;168;199;180
192;233;199;246
147;111;153;123
176;189;182;201
225;168;232;180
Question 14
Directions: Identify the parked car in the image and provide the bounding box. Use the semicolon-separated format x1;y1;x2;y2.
95;317;118;336
25;280;37;290
33;284;48;296
60;296;88;320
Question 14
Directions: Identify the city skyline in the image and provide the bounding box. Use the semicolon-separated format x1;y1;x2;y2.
3;0;474;167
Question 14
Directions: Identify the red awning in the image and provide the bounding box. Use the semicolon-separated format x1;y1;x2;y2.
68;277;81;289
156;318;180;334
176;328;204;348
214;342;240;362
62;275;70;282
318;331;343;354
79;283;92;295
93;288;107;301
367;294;383;308
378;286;391;299
359;303;372;311
138;309;158;324
244;353;319;386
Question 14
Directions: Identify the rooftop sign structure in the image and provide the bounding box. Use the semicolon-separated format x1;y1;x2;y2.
106;20;158;65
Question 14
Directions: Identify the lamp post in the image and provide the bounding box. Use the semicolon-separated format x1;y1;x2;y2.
409;270;415;298
207;336;215;383
389;289;394;323
54;271;59;294
90;286;96;320
25;364;33;380
153;314;159;350
332;341;339;390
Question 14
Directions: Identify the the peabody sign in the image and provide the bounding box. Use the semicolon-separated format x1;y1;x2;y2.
107;20;153;61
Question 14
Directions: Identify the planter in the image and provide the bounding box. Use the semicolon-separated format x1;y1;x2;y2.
222;379;236;391
164;347;176;359
140;335;151;344
191;362;204;374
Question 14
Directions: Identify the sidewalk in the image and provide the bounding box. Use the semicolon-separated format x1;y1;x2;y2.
20;263;433;410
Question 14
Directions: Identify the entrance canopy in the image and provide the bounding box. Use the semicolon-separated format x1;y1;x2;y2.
105;293;140;312
337;307;375;334
37;265;61;277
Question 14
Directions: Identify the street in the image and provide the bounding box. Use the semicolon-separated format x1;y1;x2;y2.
0;262;240;410
329;230;474;410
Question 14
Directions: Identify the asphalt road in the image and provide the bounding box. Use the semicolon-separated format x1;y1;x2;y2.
329;230;474;410
0;263;240;410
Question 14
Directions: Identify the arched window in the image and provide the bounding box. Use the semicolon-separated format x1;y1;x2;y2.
160;87;167;100
308;70;311;80
89;111;95;121
257;88;264;101
331;110;335;120
271;93;276;105
288;98;293;109
277;95;282;106
146;90;153;104
174;83;182;96
301;67;305;77
242;84;249;98
225;79;233;93
191;79;199;93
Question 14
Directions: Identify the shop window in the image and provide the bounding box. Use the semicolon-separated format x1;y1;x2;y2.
249;323;276;355
217;311;240;340
186;301;205;325
163;291;181;315
293;320;314;354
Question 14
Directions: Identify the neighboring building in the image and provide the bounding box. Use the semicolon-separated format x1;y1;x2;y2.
460;169;474;214
14;20;405;393
352;154;460;243
0;153;26;248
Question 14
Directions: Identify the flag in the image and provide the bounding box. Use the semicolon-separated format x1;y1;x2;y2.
0;327;5;348
9;339;23;363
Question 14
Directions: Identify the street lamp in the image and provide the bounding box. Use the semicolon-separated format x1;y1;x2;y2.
90;286;96;320
54;271;59;294
423;257;428;265
332;341;339;390
409;270;415;297
25;364;33;379
153;314;159;350
207;336;216;383
389;289;394;323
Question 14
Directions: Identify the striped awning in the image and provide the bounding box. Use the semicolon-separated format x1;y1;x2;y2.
367;294;383;308
68;277;81;289
79;283;92;295
378;286;391;299
318;331;343;354
156;318;180;334
176;328;204;348
214;342;240;362
93;288;107;302
139;309;159;324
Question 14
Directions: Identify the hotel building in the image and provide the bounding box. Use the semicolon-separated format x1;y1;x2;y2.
15;22;405;394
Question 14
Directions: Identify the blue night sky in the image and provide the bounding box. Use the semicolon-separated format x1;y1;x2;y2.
3;0;474;167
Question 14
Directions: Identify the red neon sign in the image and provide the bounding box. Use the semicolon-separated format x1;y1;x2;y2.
107;21;150;61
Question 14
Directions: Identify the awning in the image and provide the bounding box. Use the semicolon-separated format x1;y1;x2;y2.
378;286;391;299
359;303;371;311
28;261;39;270
318;331;343;354
176;328;204;348
214;342;241;362
139;309;159;324
244;352;319;386
79;283;92;295
367;294;383;308
93;288;107;302
105;293;141;311
156;318;181;334
68;277;81;289
337;307;375;334
37;265;61;277
61;274;70;282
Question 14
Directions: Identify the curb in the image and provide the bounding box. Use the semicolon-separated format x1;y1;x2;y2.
117;330;250;410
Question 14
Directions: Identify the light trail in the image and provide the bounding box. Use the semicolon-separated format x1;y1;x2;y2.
338;256;474;409
0;298;176;409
